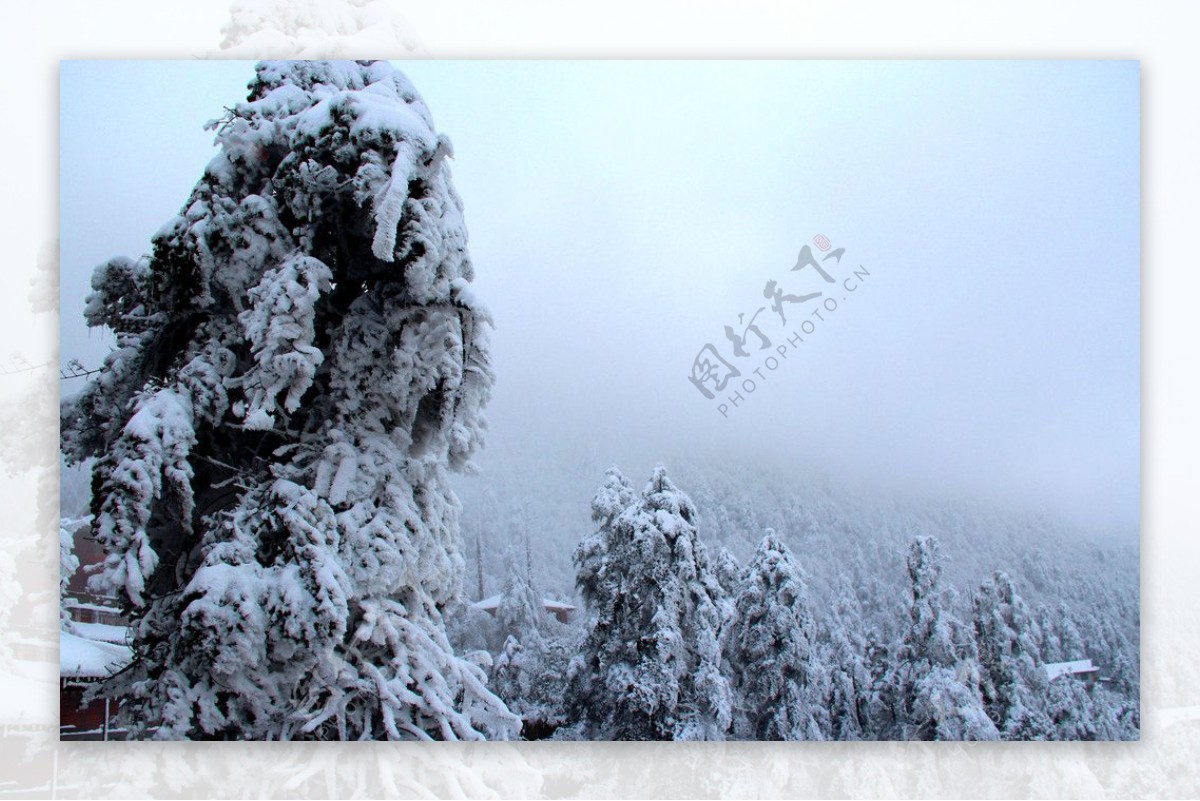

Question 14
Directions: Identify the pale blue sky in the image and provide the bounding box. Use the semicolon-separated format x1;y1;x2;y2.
60;60;1140;532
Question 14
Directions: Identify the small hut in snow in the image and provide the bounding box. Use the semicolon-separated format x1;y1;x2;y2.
470;594;577;624
1044;658;1101;685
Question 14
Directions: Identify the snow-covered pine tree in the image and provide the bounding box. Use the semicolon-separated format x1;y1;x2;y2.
1108;648;1141;735
721;531;825;740
972;570;1055;739
571;465;636;612
709;544;740;627
489;566;544;720
494;563;548;653
710;544;740;598
60;60;518;740
1033;602;1062;663
1055;602;1087;661
823;576;871;740
1043;670;1103;740
489;567;573;734
884;535;998;741
565;465;731;740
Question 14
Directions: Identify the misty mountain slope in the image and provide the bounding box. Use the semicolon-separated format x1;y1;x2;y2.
453;438;1138;681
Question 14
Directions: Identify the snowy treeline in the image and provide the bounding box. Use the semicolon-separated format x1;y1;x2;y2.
451;462;1138;741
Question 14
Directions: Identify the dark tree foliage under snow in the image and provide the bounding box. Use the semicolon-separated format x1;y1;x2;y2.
721;531;824;740
879;536;999;741
565;466;731;740
487;569;573;732
973;570;1055;738
62;60;517;740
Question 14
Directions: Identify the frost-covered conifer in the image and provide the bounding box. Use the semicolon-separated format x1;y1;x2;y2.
1056;603;1087;660
722;531;824;740
1043;673;1102;740
495;567;548;653
710;544;740;601
885;536;998;740
60;60;517;740
489;569;572;731
708;544;740;631
571;465;636;610
972;570;1055;739
1033;602;1062;663
824;577;871;740
565;465;730;740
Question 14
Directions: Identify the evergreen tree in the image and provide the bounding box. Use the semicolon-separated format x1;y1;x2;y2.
972;570;1055;739
1043;673;1102;740
885;536;998;740
824;577;871;740
710;544;741;600
489;570;545;715
60;60;517;740
722;531;825;740
1033;602;1062;663
565;466;730;740
494;563;547;652
709;544;740;624
571;465;636;615
489;568;574;735
1108;649;1141;735
1055;602;1087;660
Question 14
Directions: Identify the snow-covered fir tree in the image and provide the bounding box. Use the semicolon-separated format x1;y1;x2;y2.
721;530;825;740
1055;602;1088;662
709;544;741;623
570;465;636;616
1033;602;1063;663
564;465;731;740
822;576;872;740
972;570;1055;739
881;535;998;741
488;567;573;735
60;60;518;740
493;559;548;652
1043;671;1106;740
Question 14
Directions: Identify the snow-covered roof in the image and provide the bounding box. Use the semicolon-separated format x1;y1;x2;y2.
60;630;132;679
64;601;122;614
470;595;577;612
73;622;130;645
471;594;503;610
1044;659;1099;681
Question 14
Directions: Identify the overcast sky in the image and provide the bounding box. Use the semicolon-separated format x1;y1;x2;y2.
60;60;1139;533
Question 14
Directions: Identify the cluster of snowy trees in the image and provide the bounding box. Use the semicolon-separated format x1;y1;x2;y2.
454;464;1137;741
